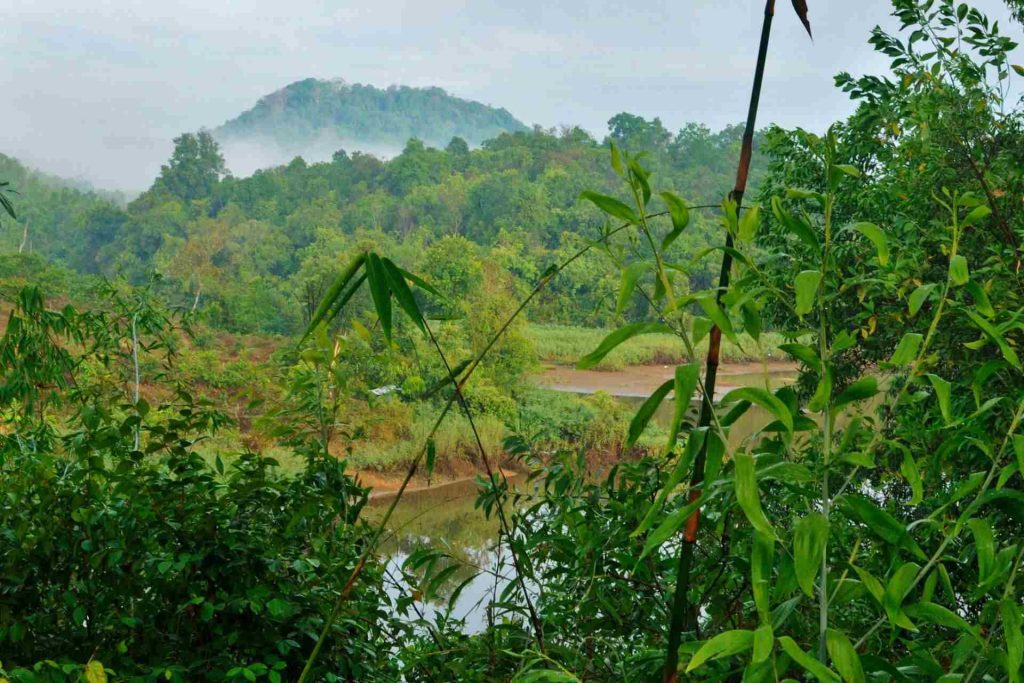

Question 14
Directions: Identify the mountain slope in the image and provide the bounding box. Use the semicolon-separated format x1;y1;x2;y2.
213;78;529;174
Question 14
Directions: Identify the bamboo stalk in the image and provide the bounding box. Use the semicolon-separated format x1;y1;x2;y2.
662;2;778;680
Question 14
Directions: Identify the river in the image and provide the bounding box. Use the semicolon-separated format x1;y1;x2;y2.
367;362;797;633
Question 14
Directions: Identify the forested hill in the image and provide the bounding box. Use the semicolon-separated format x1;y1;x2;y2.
3;115;765;335
213;78;530;173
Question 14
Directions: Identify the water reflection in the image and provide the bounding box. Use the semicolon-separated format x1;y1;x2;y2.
368;369;796;632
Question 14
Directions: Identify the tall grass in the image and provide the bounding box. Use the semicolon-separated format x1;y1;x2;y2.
527;322;787;370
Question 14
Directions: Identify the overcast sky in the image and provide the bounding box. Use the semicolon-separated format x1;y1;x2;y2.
3;0;1021;192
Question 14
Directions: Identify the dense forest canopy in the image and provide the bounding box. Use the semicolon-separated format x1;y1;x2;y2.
3;1;1024;681
9;117;765;334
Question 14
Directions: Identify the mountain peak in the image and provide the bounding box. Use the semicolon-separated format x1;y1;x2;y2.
213;78;528;175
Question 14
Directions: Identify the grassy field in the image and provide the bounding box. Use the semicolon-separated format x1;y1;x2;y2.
527;323;787;370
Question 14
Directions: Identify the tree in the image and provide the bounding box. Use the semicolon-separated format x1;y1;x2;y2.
154;131;228;203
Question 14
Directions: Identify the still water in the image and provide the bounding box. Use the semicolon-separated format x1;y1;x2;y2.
367;368;795;633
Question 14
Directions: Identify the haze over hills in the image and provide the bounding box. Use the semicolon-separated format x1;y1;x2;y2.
212;78;531;176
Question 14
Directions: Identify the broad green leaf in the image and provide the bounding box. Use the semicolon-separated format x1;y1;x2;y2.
616;262;649;315
302;252;366;342
900;450;924;505
580;190;639;224
660;191;690;250
808;366;832;412
967;518;995;584
882;562;921;631
904;602;980;642
739;204;762;241
734;452;777;540
964;309;1021;369
834;377;878;411
1001;600;1023;683
698;296;738;345
908;283;937;317
512;670;580;683
826;629;865;683
963;204;992;226
795;270;822;316
751;531;774;622
949;254;969;286
794;512;828;597
84;661;107;683
926;374;952;424
771;196;820;250
741;301;762;342
851;222;889;266
721;387;794;433
888;333;922;366
638;495;705;562
577;322;672;369
779;343;822;371
1014;64;1024;77
840;495;926;559
666;363;701;454
366;253;393;341
627;380;673;448
1015;435;1024;483
964;281;995;318
752;623;774;663
778;636;841;682
609;142;624;176
381;257;426;335
685;629;755;672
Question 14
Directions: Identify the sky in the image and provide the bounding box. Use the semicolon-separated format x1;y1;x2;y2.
2;0;1021;192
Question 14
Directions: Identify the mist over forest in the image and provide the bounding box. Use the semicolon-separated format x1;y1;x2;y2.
4;1;1024;681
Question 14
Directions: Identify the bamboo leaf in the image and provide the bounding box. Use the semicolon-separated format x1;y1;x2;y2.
791;0;813;38
302;252;366;343
840;495;926;559
904;602;980;642
795;269;822;316
698;296;738;345
632;429;707;538
752;623;774;663
851;222;889;266
365;253;393;341
900;450;924;505
967;518;995;584
721;387;794;433
826;629;866;683
734;452;777;540
616;262;649;315
963;204;992;226
660;191;690;250
834;377;878;411
794;512;828;597
964;309;1021;369
778;636;840;682
965;281;995;318
739;204;761;241
888;332;922;366
685;629;755;673
576;322;672;369
771;196;820;250
638;495;705;562
1001;600;1023;683
666;362;701;454
926;374;952;424
908;283;937;317
580;190;639;224
627;379;673;448
949;254;970;286
779;342;822;371
882;562;921;631
381;257;426;335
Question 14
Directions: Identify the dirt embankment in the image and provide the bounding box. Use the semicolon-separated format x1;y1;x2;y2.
532;361;798;399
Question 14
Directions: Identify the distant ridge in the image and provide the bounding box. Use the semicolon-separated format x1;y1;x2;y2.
212;78;529;174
